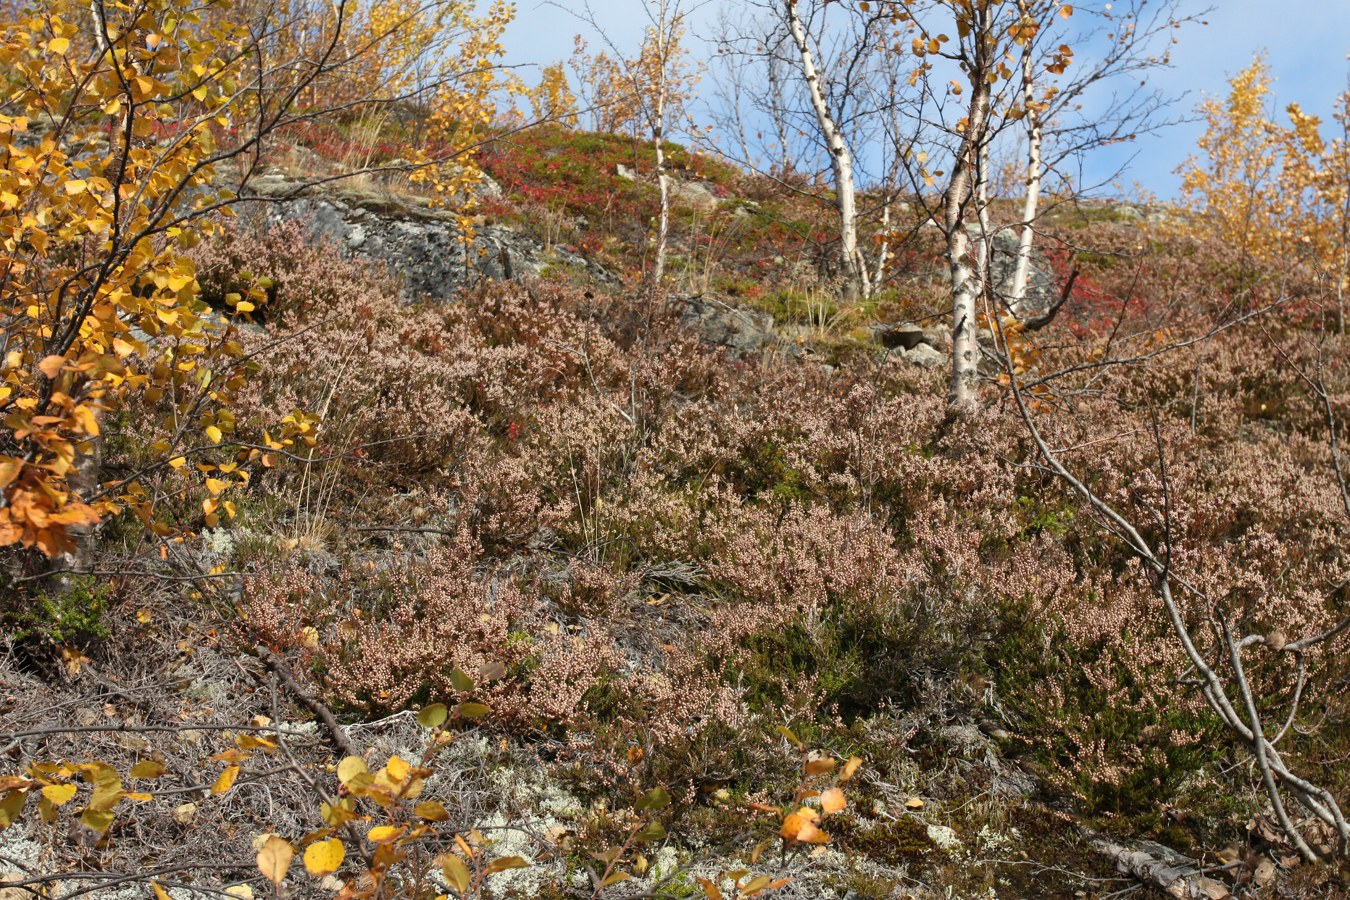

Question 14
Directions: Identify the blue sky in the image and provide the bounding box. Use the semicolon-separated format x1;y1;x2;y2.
502;0;1350;199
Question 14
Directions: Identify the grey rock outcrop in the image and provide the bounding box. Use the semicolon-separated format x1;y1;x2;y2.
245;171;609;301
927;225;1060;314
872;319;949;368
982;228;1057;315
680;295;778;355
670;178;719;209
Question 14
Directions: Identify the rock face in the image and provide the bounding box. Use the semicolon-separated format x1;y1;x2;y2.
680;295;778;355
984;229;1057;315
245;171;609;301
670;178;719;209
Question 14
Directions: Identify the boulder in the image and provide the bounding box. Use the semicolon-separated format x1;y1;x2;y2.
670;178;719;209
680;296;777;355
903;343;947;369
874;321;945;351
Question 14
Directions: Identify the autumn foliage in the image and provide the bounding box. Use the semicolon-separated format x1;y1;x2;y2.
3;0;1350;895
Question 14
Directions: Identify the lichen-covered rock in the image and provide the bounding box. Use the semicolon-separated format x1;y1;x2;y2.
874;321;945;351
245;172;610;301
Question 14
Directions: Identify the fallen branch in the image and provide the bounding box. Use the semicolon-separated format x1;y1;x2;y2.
1084;830;1232;899
254;643;360;759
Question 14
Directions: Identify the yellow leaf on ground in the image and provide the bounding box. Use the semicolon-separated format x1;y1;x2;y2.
256;835;295;885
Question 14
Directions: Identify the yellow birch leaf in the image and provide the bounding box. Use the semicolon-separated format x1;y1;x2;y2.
41;783;77;805
130;760;166;779
415;800;450;821
804;757;836;775
337;757;366;785
367;825;403;843
303;838;345;876
384;755;410;783
38;355;65;378
212;764;240;795
443;855;471;893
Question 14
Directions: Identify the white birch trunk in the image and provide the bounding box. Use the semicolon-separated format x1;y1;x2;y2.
652;86;669;289
947;74;991;411
649;0;671;292
783;0;868;301
975;141;992;295
1008;31;1043;317
872;199;891;295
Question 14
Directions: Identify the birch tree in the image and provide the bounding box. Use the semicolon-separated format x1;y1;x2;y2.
564;1;700;294
883;0;1194;410
0;0;513;562
712;0;906;302
782;0;869;300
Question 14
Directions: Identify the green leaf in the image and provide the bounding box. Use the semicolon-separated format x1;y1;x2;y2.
455;702;491;721
449;667;476;694
417;703;449;729
635;787;670;811
635;820;667;843
442;855;471;893
776;726;803;748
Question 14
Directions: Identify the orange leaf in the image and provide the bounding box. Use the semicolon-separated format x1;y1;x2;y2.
38;355;65;378
212;765;240;795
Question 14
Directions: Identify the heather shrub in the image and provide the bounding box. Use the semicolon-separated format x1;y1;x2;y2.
211;221;1350;844
247;527;621;724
